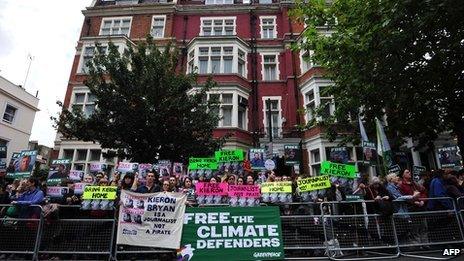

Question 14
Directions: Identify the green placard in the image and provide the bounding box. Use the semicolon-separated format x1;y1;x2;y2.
189;158;218;170
320;161;357;179
215;150;244;162
179;207;284;260
82;186;117;200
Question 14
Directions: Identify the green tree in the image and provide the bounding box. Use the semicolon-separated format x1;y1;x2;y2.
52;37;224;163
293;0;464;156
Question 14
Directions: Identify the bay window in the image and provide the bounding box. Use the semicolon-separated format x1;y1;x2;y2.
188;45;247;77
207;92;248;130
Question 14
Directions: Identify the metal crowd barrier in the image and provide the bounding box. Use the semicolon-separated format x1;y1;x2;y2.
0;204;43;260
392;197;464;260
320;200;399;260
38;205;116;260
1;198;464;261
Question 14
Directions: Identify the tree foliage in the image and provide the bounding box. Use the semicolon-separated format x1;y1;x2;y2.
53;37;225;162
293;0;464;153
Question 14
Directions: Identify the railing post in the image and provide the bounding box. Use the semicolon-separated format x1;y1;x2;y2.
33;205;45;261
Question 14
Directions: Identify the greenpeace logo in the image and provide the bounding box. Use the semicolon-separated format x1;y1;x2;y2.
122;229;137;235
253;252;281;258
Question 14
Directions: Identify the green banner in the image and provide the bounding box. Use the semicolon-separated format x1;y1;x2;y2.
178;207;284;260
215;150;244;162
189;158;218;170
297;175;331;192
320;161;357;179
82;186;117;200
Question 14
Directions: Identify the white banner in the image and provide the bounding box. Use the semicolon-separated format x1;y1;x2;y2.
116;190;187;249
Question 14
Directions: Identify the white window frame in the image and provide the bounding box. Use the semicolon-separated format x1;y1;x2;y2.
2;103;18;124
262;96;282;138
205;0;233;5
260;16;277;39
207;90;249;130
187;44;247;77
99;16;132;36
300;49;316;74
200;17;236;36
78;43;126;73
70;88;97;118
151;15;166;38
302;81;335;124
260;53;280;81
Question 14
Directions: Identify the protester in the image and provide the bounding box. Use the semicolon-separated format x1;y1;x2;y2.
169;176;179;192
399;169;427;209
162;180;171;192
110;172;121;186
181;177;195;204
365;177;392;215
120;173;135;190
10;177;44;218
246;174;255;185
428;170;453;210
226;175;236;185
237;176;244;185
132;171;161;193
443;174;463;199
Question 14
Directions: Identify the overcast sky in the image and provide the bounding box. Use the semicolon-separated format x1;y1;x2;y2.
0;0;91;147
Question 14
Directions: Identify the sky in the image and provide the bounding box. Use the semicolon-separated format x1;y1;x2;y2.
0;0;91;147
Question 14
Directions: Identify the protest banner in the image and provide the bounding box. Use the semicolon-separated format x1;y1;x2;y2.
297;176;331;192
412;165;426;182
228;185;261;207
249;148;265;170
260;182;292;193
7;150;37;179
47;186;68;198
69;170;84;181
178;206;284;261
215;150;244;162
261;182;292;203
284;145;300;165
47;159;71;185
90;163;107;172
438;145;462;168
117;162;139;173
117;190;186;249
329;147;350;163
320;161;357;179
196;182;228;196
74;182;86;194
82;186;117;200
189;158;218;170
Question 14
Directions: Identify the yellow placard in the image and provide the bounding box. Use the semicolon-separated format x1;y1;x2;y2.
82;186;117;200
297;175;331;192
260;181;292;193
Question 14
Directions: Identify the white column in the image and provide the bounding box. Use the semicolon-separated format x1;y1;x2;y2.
411;148;421;166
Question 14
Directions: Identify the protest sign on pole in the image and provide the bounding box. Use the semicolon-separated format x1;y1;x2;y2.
412;165;426;182
249;148;265;170
117;162;139;173
297;176;331;192
329;147;350;163
178;206;284;261
228;185;261;207
117;190;187;249
215;150;244;162
90;163;107;173
260;182;292;203
47;186;69;198
320;161;357;179
437;145;462;168
7;150;37;179
69;170;84;181
284;145;300;165
47;159;71;185
189;158;218;170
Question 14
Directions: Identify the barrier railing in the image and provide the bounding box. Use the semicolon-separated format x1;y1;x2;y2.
1;197;464;260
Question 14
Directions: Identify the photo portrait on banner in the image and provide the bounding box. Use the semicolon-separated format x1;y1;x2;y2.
249;148;265;170
116;190;187;249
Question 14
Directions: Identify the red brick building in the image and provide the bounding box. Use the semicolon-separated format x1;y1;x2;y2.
55;0;395;175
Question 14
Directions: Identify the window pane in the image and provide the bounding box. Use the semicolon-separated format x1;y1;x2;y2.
199;48;209;55
199;58;208;74
305;90;314;102
211;47;221;55
238;109;245;129
63;149;74;160
3;104;17;123
84;104;96;117
222;106;232;126
76;149;87;161
223;57;233;73
74;93;85;103
72;104;83;113
211;58;220;73
238;61;244;76
222;94;233;104
90;150;101;161
87;93;97;103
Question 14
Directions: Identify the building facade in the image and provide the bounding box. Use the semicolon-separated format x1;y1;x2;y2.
0;76;39;163
54;0;450;175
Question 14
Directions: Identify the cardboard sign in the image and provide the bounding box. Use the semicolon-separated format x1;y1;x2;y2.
69;170;84;181
7;150;37;179
228;185;261;198
412;166;426;182
118;162;139;173
437;146;461;168
90;163;107;172
249;148;265;170
297;176;331;192
261;181;292;193
320;161;357;179
189;158;218;170
47;159;71;185
83;186;117;200
346;194;364;201
47;186;68;198
195;182;228;196
215;150;244;162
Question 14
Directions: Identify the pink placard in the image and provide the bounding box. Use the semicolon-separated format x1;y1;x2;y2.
228;185;261;198
196;182;228;196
